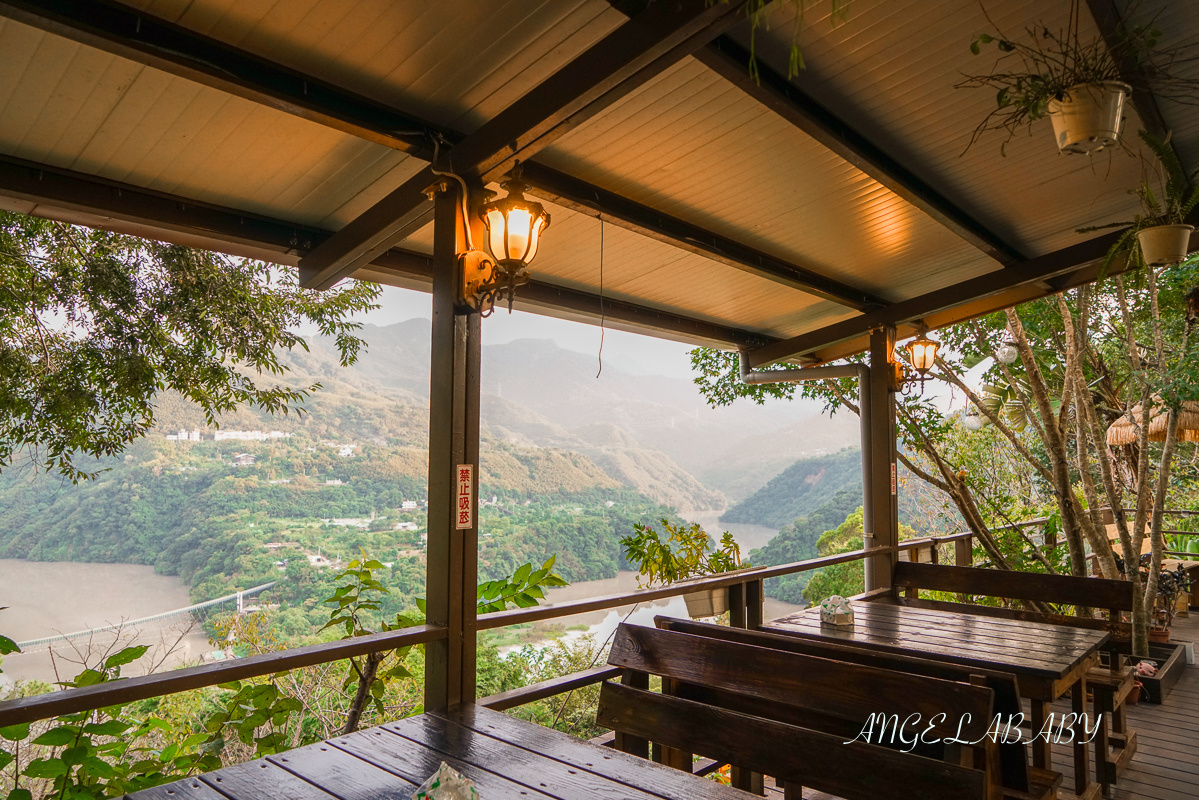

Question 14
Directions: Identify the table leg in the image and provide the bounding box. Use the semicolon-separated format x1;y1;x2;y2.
1072;677;1089;797
1029;700;1051;770
731;766;764;795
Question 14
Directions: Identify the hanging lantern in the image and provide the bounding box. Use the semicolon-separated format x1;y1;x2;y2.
905;330;940;376
898;324;940;395
963;407;984;431
482;174;550;269
995;335;1018;365
460;165;552;316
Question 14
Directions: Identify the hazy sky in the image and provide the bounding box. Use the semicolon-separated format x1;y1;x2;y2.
358;285;706;381
353;285;984;412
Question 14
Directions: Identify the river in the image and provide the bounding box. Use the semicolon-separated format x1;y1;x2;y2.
0;511;799;687
0;559;211;688
507;509;804;653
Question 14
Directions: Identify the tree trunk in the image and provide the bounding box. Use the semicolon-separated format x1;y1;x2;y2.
1006;309;1089;577
342;651;383;735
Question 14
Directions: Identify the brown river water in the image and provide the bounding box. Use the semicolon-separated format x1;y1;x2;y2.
0;512;802;688
0;559;211;687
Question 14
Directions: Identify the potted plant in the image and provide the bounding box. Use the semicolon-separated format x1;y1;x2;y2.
621;518;746;618
957;7;1194;155
1078;130;1198;268
1145;562;1193;643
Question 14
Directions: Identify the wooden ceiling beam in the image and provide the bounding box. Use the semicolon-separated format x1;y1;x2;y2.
0;153;772;351
745;229;1147;367
696;35;1027;268
296;0;756;290
1;0;885;309
519;162;886;310
0;0;448;158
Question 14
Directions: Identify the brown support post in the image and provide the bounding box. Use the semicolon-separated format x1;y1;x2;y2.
728;579;763;793
728;583;747;629
746;580;764;631
867;327;900;591
955;534;973;567
424;183;481;709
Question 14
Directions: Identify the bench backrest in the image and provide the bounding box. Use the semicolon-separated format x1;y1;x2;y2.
605;622;994;741
893;562;1134;612
653;615;1022;714
598;681;988;800
655;615;1029;794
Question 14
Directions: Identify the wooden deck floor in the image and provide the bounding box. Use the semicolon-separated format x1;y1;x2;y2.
1065;611;1199;800
763;612;1199;800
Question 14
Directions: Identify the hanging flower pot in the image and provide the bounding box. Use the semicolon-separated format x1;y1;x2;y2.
1137;224;1194;266
1047;82;1131;154
684;587;729;618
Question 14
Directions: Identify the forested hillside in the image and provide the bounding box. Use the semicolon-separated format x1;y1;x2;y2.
747;487;864;605
0;434;673;610
721;449;863;529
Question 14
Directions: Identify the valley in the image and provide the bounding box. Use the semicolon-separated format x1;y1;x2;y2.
0;319;862;692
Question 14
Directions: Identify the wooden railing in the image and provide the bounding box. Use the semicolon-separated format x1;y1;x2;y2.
0;532;972;729
476;532;974;711
6;510;1193;730
0;624;446;728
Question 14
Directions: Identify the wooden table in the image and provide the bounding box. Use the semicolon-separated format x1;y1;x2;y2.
128;704;750;800
765;602;1111;800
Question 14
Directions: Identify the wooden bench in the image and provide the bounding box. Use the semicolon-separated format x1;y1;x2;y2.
655;615;1061;800
883;561;1138;791
598;622;1002;800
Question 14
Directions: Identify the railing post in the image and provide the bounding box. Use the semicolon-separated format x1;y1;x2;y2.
955;534;973;567
728;583;746;629
728;578;764;794
746;579;764;631
726;580;764;632
425;181;482;710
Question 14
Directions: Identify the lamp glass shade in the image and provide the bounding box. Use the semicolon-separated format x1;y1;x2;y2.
963;412;984;431
482;186;550;267
906;335;939;374
995;342;1018;365
485;206;507;263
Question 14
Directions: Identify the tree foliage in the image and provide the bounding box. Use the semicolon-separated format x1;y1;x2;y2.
0;212;380;480
692;255;1199;654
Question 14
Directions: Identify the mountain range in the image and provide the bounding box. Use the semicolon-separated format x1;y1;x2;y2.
153;320;859;513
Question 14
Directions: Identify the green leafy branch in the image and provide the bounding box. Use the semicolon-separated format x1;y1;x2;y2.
320;552;418;735
621;519;745;587
1;646;221;800
475;557;569;614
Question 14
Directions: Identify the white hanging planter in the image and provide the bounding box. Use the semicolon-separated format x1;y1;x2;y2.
684;587;729;618
1137;224;1195;266
1047;81;1131;154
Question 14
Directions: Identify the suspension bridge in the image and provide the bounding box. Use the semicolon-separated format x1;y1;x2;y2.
13;581;278;651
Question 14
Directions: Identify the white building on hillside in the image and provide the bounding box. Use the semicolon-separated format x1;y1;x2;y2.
213;430;291;442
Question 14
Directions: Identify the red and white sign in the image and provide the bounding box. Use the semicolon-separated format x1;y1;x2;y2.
455;464;474;530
